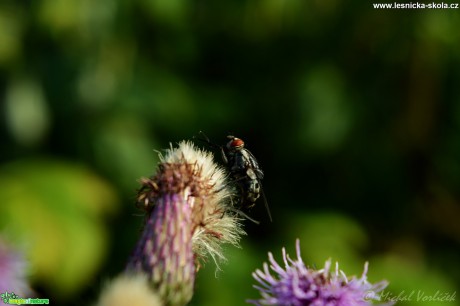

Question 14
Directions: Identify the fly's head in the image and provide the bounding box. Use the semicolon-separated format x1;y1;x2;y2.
226;135;244;153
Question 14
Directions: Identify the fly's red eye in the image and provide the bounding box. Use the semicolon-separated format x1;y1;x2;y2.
231;138;244;148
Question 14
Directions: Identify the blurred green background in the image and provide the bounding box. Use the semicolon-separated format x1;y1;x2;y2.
1;1;459;305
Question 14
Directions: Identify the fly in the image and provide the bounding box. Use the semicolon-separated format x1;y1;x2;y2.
197;132;272;222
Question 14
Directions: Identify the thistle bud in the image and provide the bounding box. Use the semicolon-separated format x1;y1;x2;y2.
126;141;244;306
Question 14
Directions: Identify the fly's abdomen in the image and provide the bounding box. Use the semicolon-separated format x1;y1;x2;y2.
243;178;261;207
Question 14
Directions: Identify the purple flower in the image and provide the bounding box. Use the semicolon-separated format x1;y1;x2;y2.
0;237;32;297
248;239;393;306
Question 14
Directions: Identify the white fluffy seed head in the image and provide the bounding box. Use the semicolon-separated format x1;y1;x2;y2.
161;141;231;203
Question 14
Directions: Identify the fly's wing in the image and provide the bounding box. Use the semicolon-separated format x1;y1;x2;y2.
242;148;271;221
243;148;264;180
246;167;272;222
254;168;264;180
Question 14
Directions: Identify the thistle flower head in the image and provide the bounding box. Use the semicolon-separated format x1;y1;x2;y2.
126;141;244;306
96;274;162;306
249;239;392;306
0;237;32;297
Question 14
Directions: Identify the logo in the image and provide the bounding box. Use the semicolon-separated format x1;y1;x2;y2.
1;292;49;305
